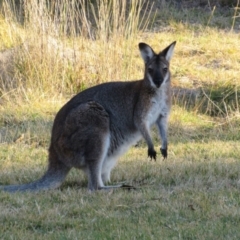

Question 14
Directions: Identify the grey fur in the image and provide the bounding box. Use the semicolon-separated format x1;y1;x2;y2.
0;41;176;192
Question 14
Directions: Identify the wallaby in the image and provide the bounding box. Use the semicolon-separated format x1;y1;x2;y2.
0;41;176;192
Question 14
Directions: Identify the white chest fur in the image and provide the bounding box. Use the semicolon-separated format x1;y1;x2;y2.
146;86;169;126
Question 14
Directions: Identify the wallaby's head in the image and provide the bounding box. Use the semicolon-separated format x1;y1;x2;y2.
139;41;176;88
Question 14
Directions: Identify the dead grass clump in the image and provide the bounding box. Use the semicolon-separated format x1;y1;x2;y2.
0;0;152;98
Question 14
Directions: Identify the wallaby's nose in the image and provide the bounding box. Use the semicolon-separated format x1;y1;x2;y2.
155;80;162;88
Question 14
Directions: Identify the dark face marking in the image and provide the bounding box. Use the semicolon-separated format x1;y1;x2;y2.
146;55;169;88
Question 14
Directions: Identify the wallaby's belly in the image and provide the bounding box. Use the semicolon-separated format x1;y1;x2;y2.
108;127;142;158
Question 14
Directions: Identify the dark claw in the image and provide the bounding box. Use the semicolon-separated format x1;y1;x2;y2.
160;148;167;159
148;148;157;161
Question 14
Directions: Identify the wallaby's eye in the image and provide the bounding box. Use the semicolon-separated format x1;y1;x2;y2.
148;68;153;74
163;67;168;73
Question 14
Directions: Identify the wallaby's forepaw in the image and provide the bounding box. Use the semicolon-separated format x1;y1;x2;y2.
160;148;167;159
148;148;157;161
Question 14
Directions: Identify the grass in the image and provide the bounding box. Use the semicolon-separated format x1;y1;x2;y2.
1;0;240;239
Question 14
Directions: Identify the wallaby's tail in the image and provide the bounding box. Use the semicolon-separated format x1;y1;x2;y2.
0;154;70;193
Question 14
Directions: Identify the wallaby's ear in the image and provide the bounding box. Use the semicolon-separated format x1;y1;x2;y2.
139;43;155;63
160;41;176;62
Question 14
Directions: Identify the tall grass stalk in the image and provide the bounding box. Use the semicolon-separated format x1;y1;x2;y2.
231;0;240;30
207;5;216;26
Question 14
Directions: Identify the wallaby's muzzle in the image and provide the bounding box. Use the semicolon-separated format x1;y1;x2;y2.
152;68;164;88
154;79;162;88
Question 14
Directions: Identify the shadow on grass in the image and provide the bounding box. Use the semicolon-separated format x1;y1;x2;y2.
172;83;240;116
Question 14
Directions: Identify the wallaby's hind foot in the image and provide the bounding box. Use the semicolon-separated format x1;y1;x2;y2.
98;184;124;191
99;183;137;191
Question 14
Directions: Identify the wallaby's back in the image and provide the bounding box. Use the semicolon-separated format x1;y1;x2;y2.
52;81;142;140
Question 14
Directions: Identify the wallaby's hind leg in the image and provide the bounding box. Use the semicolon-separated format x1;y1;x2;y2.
57;101;114;191
101;170;111;184
85;137;123;191
101;157;118;184
84;135;110;190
